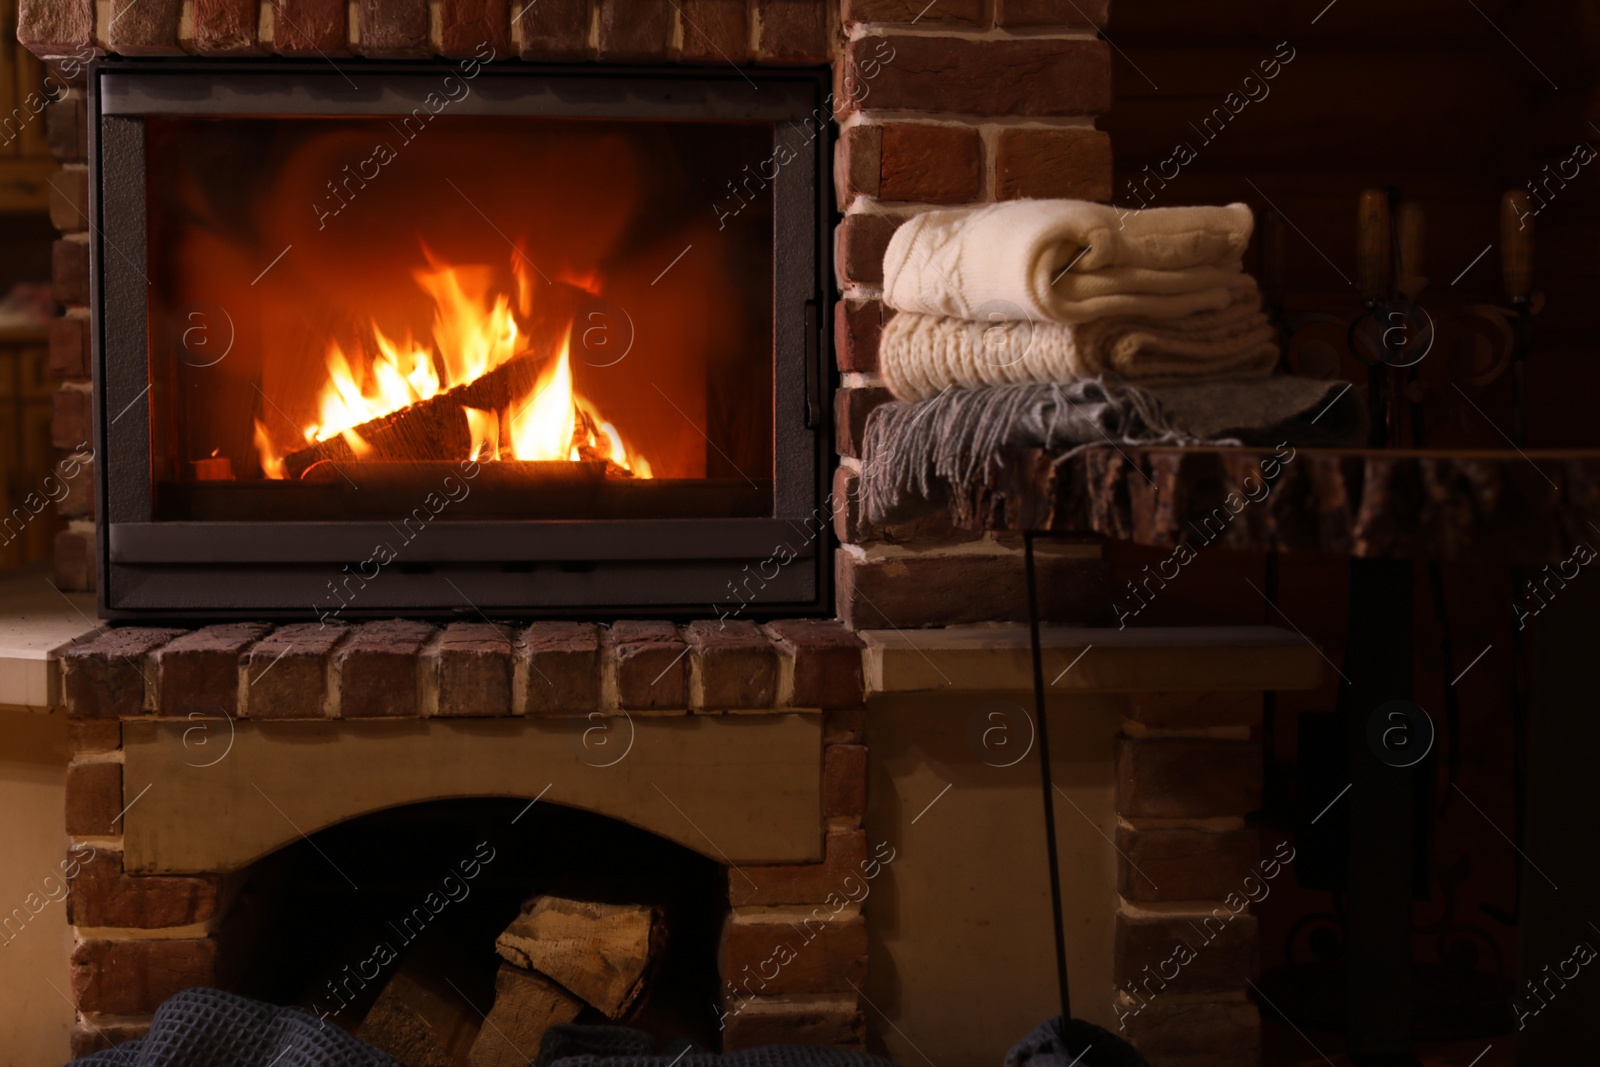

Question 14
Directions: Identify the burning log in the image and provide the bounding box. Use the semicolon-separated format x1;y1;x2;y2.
280;348;556;480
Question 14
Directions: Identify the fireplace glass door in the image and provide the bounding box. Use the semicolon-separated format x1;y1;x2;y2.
95;66;829;617
147;114;773;521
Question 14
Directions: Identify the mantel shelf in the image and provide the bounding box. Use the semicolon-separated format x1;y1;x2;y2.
947;445;1600;564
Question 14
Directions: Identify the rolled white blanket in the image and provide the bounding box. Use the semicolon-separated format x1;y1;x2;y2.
878;292;1280;402
882;199;1257;324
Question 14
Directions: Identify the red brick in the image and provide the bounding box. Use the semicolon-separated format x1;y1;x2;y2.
597;0;672;59
680;0;749;62
1117;907;1257;996
334;620;435;718
730;829;870;907
843;0;983;26
833;469;986;546
68;850;220;928
1117;738;1263;819
52;388;90;450
1122;997;1260;1064
69;719;122;753
17;0;94;54
194;0;265;55
835;211;900;287
834;298;886;374
360;0;429;56
519;0;591;59
1117;826;1262;904
837;549;1112;629
834;124;880;206
823;743;868;819
520;622;601;715
838;295;889;375
241;622;347;719
880;123;981;203
686;619;778;710
153;623;271;718
71;939;217;1016
63;628;183;719
608;621;687;710
721;994;864;1050
833;385;891;460
65;760;121;836
71;1020;151;1058
53;238;88;305
756;0;830;64
996;127;1112;201
273;0;349;56
832;465;867;544
1128;691;1263;730
49;315;90;378
764;619;865;709
107;0;184;55
57;459;93;519
48;166;88;232
441;0;512;58
721;908;867;994
998;0;1107;27
54;526;95;593
433;621;514;716
841;35;1111;116
46;95;88;162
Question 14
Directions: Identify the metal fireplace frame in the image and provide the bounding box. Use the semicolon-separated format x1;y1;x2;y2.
90;59;833;620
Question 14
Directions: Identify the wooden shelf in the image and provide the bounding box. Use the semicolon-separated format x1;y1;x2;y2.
947;445;1600;564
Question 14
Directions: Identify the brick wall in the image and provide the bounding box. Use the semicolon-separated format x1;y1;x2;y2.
1111;691;1266;1066
59;616;871;1053
37;48;94;590
830;1;1114;628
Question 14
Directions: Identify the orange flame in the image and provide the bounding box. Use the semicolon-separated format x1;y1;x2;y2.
254;250;650;480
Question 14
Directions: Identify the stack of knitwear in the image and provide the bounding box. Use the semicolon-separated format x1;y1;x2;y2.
878;199;1279;396
860;199;1366;525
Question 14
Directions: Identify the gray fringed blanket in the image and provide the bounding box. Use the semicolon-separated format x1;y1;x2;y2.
860;376;1365;526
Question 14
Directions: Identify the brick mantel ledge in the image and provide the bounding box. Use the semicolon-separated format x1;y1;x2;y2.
46;618;1325;718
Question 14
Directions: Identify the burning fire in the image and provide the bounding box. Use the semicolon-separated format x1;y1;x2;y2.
253;251;650;479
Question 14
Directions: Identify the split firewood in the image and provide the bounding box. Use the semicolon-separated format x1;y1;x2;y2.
355;955;481;1067
466;964;584;1067
494;895;665;1019
281;348;555;479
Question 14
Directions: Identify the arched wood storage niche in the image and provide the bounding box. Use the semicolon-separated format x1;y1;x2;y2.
214;796;729;1050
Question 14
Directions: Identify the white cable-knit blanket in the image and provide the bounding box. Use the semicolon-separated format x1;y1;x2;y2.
878;293;1280;402
882;200;1257;323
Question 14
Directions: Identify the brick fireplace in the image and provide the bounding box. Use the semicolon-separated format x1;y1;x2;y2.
7;2;1317;1064
59;615;875;1053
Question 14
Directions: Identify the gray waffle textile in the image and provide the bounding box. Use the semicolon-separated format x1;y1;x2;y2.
74;988;400;1067
70;991;898;1067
